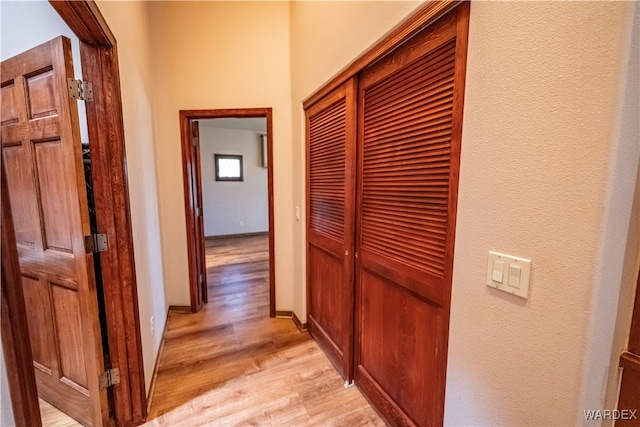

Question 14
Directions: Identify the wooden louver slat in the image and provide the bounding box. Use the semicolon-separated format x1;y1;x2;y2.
309;98;347;243
361;40;457;278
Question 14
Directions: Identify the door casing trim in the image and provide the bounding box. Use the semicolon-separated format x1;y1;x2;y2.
179;108;276;316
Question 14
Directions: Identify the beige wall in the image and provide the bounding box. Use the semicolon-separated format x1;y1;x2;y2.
289;0;423;320
593;3;639;415
147;1;294;309
290;1;639;425
449;2;638;424
5;1;635;423
96;0;168;394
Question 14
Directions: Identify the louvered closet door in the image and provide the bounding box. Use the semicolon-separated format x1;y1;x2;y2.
306;78;357;381
354;4;469;426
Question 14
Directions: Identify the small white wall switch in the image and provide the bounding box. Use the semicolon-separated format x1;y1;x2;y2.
486;251;531;299
508;264;521;289
492;260;505;282
295;206;300;221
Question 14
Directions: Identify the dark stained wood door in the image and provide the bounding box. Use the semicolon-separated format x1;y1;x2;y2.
354;5;470;426
306;78;357;381
617;267;640;426
190;120;208;310
1;36;108;426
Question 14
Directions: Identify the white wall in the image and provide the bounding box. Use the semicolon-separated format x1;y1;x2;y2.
148;1;293;309
0;1;88;143
289;1;639;426
0;348;15;427
200;126;268;237
93;1;168;394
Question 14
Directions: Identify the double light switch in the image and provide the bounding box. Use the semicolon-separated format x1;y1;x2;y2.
486;251;531;299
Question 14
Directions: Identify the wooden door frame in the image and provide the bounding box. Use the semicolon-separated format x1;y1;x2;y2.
179;109;276;316
2;1;146;425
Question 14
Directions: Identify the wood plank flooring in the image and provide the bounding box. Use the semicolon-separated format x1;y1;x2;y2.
145;234;384;426
39;398;82;427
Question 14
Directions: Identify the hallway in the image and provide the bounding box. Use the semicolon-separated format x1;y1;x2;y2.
145;234;384;426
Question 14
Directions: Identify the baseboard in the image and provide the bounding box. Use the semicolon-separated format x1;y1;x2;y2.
145;310;172;417
292;311;307;332
205;231;268;240
275;310;292;318
168;305;191;313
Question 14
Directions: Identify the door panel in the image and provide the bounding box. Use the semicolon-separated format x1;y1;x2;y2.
359;270;439;425
25;68;58;119
2;144;39;246
308;244;345;352
22;275;57;374
52;283;88;389
355;5;469;426
1;83;20;124
189;120;208;311
0;36;108;426
306;78;357;381
35;140;75;251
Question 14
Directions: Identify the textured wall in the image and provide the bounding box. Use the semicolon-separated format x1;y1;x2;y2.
446;2;638;425
586;3;640;416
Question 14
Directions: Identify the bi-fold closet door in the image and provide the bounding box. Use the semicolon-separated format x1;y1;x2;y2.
306;79;357;381
306;3;469;426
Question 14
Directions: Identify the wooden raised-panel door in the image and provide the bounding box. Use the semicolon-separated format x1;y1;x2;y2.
354;4;469;426
306;78;357;381
617;267;640;426
0;36;108;426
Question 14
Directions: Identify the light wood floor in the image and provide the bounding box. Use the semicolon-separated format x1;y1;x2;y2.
39;398;82;427
145;234;384;426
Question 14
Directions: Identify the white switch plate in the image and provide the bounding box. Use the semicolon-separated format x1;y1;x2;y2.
486;251;531;299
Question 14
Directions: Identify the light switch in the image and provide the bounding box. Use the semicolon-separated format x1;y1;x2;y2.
508;264;521;289
492;260;505;282
486;251;532;299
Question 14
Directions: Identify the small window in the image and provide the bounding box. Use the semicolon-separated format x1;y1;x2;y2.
214;154;243;182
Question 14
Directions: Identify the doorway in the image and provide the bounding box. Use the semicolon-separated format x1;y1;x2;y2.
179;109;275;316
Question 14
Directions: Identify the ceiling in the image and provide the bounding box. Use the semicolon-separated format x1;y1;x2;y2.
198;117;267;133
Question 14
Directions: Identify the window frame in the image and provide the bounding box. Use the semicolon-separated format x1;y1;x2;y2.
214;154;244;182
